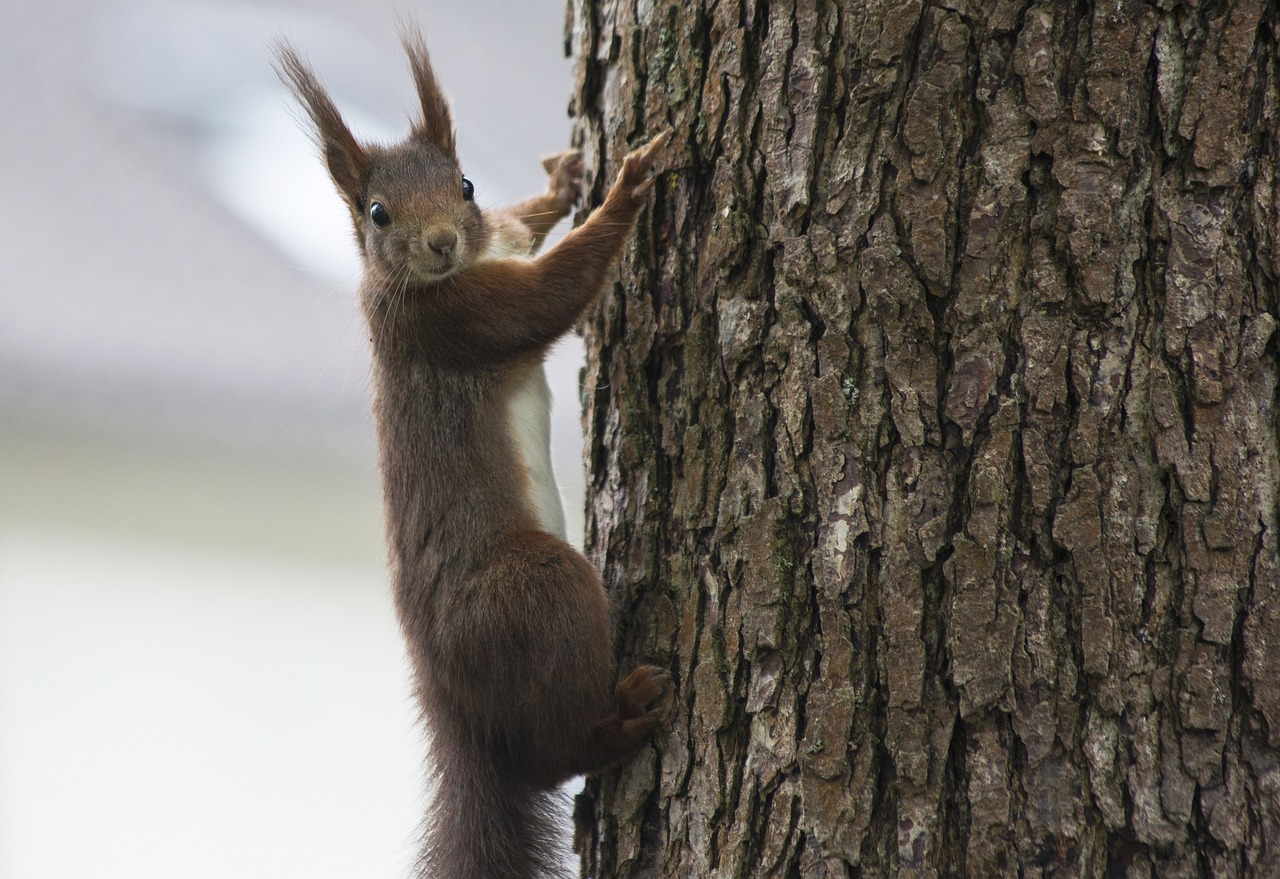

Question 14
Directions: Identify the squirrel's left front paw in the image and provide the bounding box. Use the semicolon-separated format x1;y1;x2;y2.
619;130;673;201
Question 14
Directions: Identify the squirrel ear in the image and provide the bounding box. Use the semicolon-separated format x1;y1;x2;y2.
274;43;369;213
400;27;457;159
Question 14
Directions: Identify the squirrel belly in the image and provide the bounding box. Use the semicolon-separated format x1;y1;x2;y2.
506;363;568;540
477;233;568;541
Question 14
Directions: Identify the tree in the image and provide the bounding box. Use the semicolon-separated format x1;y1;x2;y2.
564;0;1280;876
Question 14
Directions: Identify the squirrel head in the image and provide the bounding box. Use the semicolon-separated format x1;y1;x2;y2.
275;29;486;284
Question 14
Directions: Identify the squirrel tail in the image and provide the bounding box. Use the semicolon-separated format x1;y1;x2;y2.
419;743;572;879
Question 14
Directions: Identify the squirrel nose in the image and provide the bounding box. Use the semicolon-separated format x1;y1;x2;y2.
426;229;458;257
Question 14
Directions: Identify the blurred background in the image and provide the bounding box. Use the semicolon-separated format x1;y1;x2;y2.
0;1;581;876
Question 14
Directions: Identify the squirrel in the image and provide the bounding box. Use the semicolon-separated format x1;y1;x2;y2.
275;27;671;879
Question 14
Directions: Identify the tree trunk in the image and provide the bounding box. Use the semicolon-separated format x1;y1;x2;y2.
566;1;1280;876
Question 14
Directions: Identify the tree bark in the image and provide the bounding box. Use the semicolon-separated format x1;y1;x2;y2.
566;1;1280;876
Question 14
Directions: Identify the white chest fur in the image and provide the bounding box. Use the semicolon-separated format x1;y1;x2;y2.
508;365;567;539
475;237;567;539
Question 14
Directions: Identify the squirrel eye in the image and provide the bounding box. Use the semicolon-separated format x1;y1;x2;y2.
461;177;474;201
370;202;391;227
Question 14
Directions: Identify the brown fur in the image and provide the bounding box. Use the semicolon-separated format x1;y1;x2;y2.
274;27;671;879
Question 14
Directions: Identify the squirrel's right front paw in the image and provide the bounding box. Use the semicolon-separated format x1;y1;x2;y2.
541;149;584;213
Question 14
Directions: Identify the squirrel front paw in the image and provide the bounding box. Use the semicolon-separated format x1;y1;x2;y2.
540;149;584;214
617;130;673;203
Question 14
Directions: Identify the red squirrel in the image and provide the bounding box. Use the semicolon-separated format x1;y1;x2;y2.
275;27;670;879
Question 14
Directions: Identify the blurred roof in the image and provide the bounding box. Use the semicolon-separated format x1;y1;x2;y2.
0;0;575;459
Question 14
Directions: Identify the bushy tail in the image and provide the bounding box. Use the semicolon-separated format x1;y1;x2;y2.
419;750;572;879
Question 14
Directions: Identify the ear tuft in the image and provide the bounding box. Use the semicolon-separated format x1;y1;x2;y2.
272;41;369;213
400;26;457;158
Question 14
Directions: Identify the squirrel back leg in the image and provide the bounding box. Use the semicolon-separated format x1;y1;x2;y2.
567;664;669;776
414;533;634;777
415;532;669;785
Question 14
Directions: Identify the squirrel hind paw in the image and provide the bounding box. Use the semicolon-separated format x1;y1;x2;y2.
615;665;671;719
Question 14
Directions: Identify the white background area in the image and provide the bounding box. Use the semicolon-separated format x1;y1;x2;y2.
0;531;420;879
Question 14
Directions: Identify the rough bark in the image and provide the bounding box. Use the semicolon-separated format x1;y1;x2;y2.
566;1;1280;876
